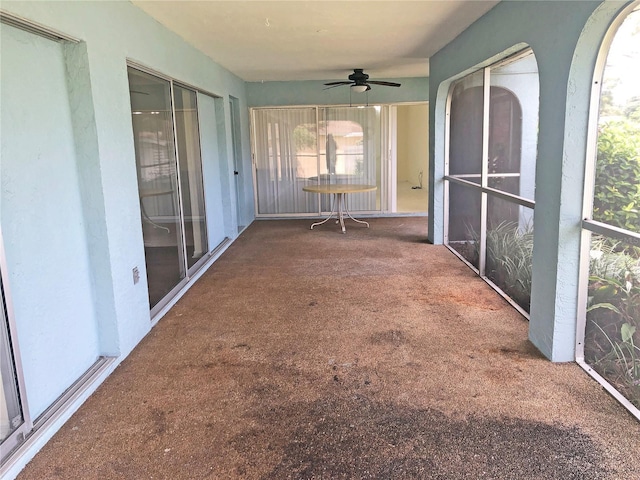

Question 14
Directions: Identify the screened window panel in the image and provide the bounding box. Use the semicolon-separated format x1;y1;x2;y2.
581;7;640;412
488;54;539;199
486;196;534;312
254;108;318;214
0;275;24;446
447;182;482;268
449;71;484;184
591;8;640;234
446;50;539;314
585;234;640;409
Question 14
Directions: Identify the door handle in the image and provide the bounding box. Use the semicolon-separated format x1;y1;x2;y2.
234;171;239;175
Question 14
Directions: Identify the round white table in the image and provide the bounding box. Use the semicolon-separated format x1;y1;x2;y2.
303;184;377;234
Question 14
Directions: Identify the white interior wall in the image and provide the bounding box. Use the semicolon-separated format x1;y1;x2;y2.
397;104;429;186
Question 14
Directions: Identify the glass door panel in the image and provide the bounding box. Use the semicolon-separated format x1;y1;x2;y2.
319;106;381;211
253;108;318;214
174;85;208;271
128;68;186;309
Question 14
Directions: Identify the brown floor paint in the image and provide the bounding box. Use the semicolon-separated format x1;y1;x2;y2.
17;218;640;479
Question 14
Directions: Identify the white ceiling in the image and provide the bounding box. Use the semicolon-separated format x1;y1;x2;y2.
132;1;499;83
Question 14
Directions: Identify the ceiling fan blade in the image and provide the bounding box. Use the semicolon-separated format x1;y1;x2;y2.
323;84;352;90
368;81;402;87
323;81;352;86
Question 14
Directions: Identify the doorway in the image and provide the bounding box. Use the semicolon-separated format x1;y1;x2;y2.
229;96;247;231
393;103;429;213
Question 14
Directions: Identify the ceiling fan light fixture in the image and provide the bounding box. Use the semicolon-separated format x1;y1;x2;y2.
351;84;368;93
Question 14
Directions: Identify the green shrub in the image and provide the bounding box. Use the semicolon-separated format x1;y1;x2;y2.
593;121;640;233
485;221;533;312
586;237;640;408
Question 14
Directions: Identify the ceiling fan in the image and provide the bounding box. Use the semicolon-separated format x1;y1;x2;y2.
324;69;401;92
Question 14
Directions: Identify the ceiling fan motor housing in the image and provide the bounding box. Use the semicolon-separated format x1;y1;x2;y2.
349;69;369;85
322;69;400;90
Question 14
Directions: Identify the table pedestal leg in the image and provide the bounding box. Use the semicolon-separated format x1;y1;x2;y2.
343;194;370;228
308;191;370;233
310;193;337;230
337;193;346;234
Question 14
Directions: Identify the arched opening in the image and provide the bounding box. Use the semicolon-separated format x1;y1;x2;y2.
579;2;640;417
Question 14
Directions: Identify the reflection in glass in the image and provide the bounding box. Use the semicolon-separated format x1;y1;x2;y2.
486;196;534;312
128;68;185;309
174;86;208;270
449;71;484;184
447;182;482;268
584;235;640;408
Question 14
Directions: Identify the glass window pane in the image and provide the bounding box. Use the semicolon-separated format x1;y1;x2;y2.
449;71;484;184
447;182;481;268
486;195;534;312
584;234;640;409
128;68;186;308
174;86;208;270
488;54;539;199
592;8;640;234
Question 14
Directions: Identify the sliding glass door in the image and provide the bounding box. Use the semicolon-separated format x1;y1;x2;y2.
128;67;208;312
252;106;383;216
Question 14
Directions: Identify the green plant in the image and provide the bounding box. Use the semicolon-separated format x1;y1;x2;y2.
485;221;533;312
586;238;640;407
593;121;640;233
468;221;533;312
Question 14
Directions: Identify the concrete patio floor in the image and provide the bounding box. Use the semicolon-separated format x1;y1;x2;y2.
17;217;640;479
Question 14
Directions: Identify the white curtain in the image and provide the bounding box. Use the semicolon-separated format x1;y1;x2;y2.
253;108;319;214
